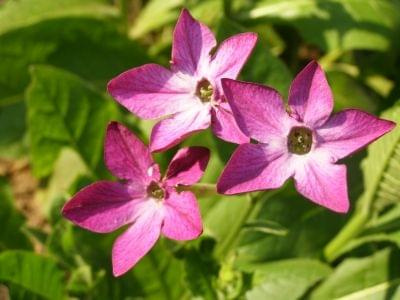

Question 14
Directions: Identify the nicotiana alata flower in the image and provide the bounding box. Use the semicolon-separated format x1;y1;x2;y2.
217;61;396;213
62;122;210;276
107;9;257;152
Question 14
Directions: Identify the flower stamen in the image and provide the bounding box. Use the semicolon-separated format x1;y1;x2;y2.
287;127;313;155
147;181;165;201
196;79;213;102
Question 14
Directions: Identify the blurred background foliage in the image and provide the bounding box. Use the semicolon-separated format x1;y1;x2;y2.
0;0;400;299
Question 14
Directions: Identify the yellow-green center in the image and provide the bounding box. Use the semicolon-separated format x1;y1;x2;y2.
196;79;213;102
287;127;313;155
147;181;165;200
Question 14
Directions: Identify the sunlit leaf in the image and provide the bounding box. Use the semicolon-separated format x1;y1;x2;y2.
246;258;331;300
0;251;65;300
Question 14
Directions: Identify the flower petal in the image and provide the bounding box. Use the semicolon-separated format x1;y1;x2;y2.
150;107;211;152
171;9;216;75
209;32;258;90
107;63;197;119
317;109;396;161
105;122;158;183
162;190;202;240
288;60;333;128
217;143;293;194
211;103;249;144
294;156;349;213
222;79;289;143
165;146;210;186
112;202;163;276
62;181;145;233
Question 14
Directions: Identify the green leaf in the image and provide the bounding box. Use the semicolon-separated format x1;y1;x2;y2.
239;0;400;52
216;17;292;97
243;219;288;236
359;102;400;211
325;101;400;261
0;177;31;250
311;248;400;300
184;247;219;300
129;0;182;38
26;65;118;178
0;250;65;300
236;185;348;266
0;0;118;36
328;71;378;113
245;259;331;300
0;101;27;158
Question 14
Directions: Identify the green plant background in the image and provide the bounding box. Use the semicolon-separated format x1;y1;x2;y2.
0;0;400;299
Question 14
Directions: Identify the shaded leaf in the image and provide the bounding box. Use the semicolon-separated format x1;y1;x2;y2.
0;177;31;250
26;65;118;178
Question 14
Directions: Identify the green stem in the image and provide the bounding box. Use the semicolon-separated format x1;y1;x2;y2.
178;183;217;197
324;211;368;262
223;0;232;17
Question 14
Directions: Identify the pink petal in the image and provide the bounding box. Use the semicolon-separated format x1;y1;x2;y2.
105;122;159;183
162;190;202;240
62;181;145;233
210;32;258;90
294;156;349;213
171;9;216;75
165;146;210;186
112;201;163;276
317;109;396;161
288;61;333;128
107;63;197;119
222;79;290;143
217;143;293;194
211;102;250;144
150;107;211;152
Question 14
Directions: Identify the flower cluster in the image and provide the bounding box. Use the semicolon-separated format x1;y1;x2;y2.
62;9;396;276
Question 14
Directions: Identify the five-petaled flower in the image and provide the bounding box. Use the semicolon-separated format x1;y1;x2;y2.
107;9;257;152
62;122;210;276
217;61;396;213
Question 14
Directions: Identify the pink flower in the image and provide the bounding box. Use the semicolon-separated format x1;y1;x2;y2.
217;61;396;213
107;9;257;152
62;122;210;276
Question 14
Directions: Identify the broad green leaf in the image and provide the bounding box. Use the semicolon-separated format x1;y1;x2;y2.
0;251;65;300
0;177;31;250
0;0;118;35
0;101;27;158
245;259;331;300
311;248;400;300
325;101;400;261
184;247;219;300
26;65;118;178
239;0;400;52
216;17;292;97
129;0;182;38
235;185;348;266
328;71;378;113
359;102;400;211
0;18;148;102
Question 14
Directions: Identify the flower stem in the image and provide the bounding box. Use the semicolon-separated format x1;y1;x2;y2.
178;183;217;197
324;211;368;262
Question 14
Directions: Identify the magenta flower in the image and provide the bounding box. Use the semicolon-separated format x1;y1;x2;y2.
217;61;396;213
62;122;209;276
107;9;257;152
